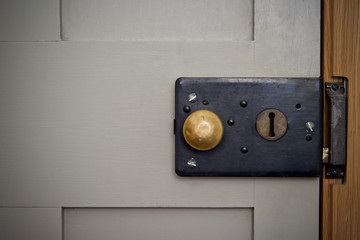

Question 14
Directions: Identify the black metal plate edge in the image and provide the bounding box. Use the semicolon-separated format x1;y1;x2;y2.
174;77;323;177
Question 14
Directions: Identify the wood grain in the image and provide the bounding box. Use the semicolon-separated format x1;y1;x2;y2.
322;0;360;239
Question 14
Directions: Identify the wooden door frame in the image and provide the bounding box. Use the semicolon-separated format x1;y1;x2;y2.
322;0;360;239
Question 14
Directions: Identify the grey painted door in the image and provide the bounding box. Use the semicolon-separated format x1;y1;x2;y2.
0;0;320;239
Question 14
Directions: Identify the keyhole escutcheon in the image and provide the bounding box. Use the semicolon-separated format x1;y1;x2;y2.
256;109;288;141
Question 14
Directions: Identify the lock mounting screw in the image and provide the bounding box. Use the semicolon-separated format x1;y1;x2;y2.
187;93;197;103
331;84;339;91
305;122;315;132
187;158;197;168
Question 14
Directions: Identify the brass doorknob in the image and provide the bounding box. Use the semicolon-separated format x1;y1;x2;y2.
183;110;224;151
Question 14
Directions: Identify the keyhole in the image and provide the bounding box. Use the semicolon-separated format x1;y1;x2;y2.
256;109;287;141
268;112;275;137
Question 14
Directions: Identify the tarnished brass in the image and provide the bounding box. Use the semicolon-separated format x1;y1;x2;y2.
322;147;329;164
256;109;288;141
183;110;224;151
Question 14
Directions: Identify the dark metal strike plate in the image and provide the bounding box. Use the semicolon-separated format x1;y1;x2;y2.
325;81;346;178
175;78;323;177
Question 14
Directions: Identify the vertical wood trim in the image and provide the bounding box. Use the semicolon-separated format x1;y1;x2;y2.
321;1;342;240
322;0;360;239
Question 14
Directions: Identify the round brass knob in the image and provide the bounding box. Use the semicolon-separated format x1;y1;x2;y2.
183;110;224;151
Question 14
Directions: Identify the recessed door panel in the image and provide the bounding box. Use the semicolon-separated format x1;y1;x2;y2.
0;0;320;240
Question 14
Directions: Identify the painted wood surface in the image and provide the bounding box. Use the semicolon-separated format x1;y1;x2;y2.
0;208;62;240
62;0;253;41
64;208;253;240
0;0;321;239
0;0;60;41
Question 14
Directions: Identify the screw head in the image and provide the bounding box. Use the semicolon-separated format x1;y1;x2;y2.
241;147;248;154
305;122;315;132
183;105;191;113
331;84;339;91
227;118;235;126
187;158;197;168
240;100;248;107
306;134;313;141
187;93;197;103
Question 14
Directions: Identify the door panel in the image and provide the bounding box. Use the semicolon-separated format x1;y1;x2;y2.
0;0;60;41
62;0;254;41
0;42;255;207
0;0;320;239
254;179;319;240
0;208;62;240
64;208;253;240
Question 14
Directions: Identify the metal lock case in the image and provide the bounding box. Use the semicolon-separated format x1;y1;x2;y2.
174;78;323;177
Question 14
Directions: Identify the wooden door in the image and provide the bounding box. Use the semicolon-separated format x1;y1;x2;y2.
322;0;360;239
0;1;321;239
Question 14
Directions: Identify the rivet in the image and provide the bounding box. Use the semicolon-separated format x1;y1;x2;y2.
241;147;248;154
227;118;235;126
183;105;191;113
240;100;248;107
